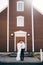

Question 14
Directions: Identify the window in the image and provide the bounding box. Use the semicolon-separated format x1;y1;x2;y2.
17;16;24;27
17;1;24;11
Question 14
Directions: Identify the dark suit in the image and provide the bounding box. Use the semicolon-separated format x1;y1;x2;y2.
20;49;25;61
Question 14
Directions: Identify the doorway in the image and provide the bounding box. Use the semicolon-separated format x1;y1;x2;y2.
14;30;27;51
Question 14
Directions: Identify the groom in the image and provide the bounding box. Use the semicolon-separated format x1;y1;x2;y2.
20;40;25;61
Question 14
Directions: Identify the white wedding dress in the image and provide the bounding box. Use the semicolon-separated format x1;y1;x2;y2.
16;41;25;61
16;43;21;61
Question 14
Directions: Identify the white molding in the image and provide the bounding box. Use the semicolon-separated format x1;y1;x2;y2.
40;49;42;62
7;0;9;52
31;2;34;52
14;30;27;51
17;16;24;27
25;34;27;51
17;1;24;11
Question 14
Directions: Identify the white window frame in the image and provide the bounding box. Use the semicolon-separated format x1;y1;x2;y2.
17;16;24;27
17;1;24;11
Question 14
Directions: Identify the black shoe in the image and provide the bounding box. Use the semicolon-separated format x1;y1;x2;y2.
21;59;24;61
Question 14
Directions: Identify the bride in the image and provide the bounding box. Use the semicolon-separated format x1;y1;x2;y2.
16;41;21;61
16;40;25;61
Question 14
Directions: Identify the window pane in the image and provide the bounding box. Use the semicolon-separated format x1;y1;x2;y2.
17;1;24;11
17;16;24;27
18;3;22;10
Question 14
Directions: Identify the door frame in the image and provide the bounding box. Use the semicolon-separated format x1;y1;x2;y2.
14;30;27;51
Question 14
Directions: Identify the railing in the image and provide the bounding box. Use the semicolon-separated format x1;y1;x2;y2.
40;49;43;62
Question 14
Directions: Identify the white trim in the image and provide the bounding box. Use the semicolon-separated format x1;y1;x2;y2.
40;49;42;62
17;16;24;27
31;2;34;52
25;33;27;51
7;0;9;52
17;1;24;11
14;31;27;51
14;34;16;51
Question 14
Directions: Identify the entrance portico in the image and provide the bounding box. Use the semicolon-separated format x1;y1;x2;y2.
14;30;27;51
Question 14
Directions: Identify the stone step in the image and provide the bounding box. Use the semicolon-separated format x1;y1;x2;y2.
8;52;34;57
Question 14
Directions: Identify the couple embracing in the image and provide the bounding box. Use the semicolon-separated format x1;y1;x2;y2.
16;40;25;61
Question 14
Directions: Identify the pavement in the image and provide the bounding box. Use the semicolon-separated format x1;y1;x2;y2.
0;52;41;63
0;56;40;63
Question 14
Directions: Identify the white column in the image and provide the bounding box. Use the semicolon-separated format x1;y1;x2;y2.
7;0;9;52
31;1;34;52
40;49;42;62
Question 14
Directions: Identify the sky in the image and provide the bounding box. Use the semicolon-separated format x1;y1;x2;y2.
33;0;43;15
0;0;8;13
0;0;43;15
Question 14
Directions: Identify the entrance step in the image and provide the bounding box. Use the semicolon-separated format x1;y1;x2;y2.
8;52;34;57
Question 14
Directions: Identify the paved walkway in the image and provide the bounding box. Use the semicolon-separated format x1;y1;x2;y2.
0;56;40;63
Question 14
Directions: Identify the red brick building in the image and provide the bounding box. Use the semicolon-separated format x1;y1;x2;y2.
0;0;43;52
